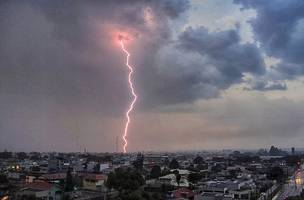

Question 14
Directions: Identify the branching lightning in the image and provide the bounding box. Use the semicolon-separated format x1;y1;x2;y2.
120;39;137;153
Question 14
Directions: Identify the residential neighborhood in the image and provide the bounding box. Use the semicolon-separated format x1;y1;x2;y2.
0;147;303;200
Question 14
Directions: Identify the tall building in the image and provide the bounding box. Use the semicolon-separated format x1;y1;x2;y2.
291;147;295;155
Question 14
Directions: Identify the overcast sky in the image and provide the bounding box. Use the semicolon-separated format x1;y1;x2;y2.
1;0;304;152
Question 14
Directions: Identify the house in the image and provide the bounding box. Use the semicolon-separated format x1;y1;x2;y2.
144;155;168;167
48;159;60;172
194;193;233;200
159;174;190;187
99;163;110;173
7;172;23;180
171;188;195;200
180;160;192;169
68;189;104;200
170;169;191;177
198;181;228;194
39;173;66;184
86;162;98;172
71;160;85;172
82;174;107;191
25;175;36;183
227;179;255;199
159;174;176;185
229;189;252;200
68;188;119;200
16;181;62;200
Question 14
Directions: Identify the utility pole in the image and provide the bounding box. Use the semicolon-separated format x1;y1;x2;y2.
115;136;119;153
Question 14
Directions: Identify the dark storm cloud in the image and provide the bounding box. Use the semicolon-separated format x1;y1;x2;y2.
34;0;189;45
177;26;265;91
136;25;267;106
0;0;190;114
0;0;268;111
179;27;265;75
161;0;190;18
234;0;304;79
1;0;304;152
0;0;191;151
138;25;267;106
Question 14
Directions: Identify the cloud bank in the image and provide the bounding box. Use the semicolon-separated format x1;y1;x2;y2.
1;0;304;151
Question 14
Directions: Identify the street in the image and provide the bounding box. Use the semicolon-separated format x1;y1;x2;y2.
273;167;304;200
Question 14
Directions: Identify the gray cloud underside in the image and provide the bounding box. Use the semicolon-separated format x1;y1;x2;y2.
4;0;302;110
1;0;278;113
0;0;190;113
235;0;304;81
178;26;265;88
245;80;287;91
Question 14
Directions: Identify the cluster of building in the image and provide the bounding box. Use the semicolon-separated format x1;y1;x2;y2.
0;147;302;200
0;152;111;200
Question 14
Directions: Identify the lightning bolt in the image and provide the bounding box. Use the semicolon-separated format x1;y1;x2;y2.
120;40;137;153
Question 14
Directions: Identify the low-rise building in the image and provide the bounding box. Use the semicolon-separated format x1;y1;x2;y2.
16;181;62;200
82;174;107;191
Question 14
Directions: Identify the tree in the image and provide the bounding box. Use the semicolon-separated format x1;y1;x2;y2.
30;153;41;161
93;163;100;172
141;191;150;200
31;166;40;172
21;194;36;200
174;171;181;186
0;174;8;184
267;166;284;182
119;191;146;200
0;150;12;159
211;164;222;173
105;167;144;192
133;153;144;170
186;164;197;172
105;172;117;190
164;157;170;167
161;167;171;176
151;192;161;200
228;169;240;179
161;183;174;193
193;156;204;165
169;159;179;169
17;152;28;160
150;165;161;179
196;164;207;171
285;155;301;166
188;172;202;184
64;168;74;192
127;192;142;200
235;155;260;164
